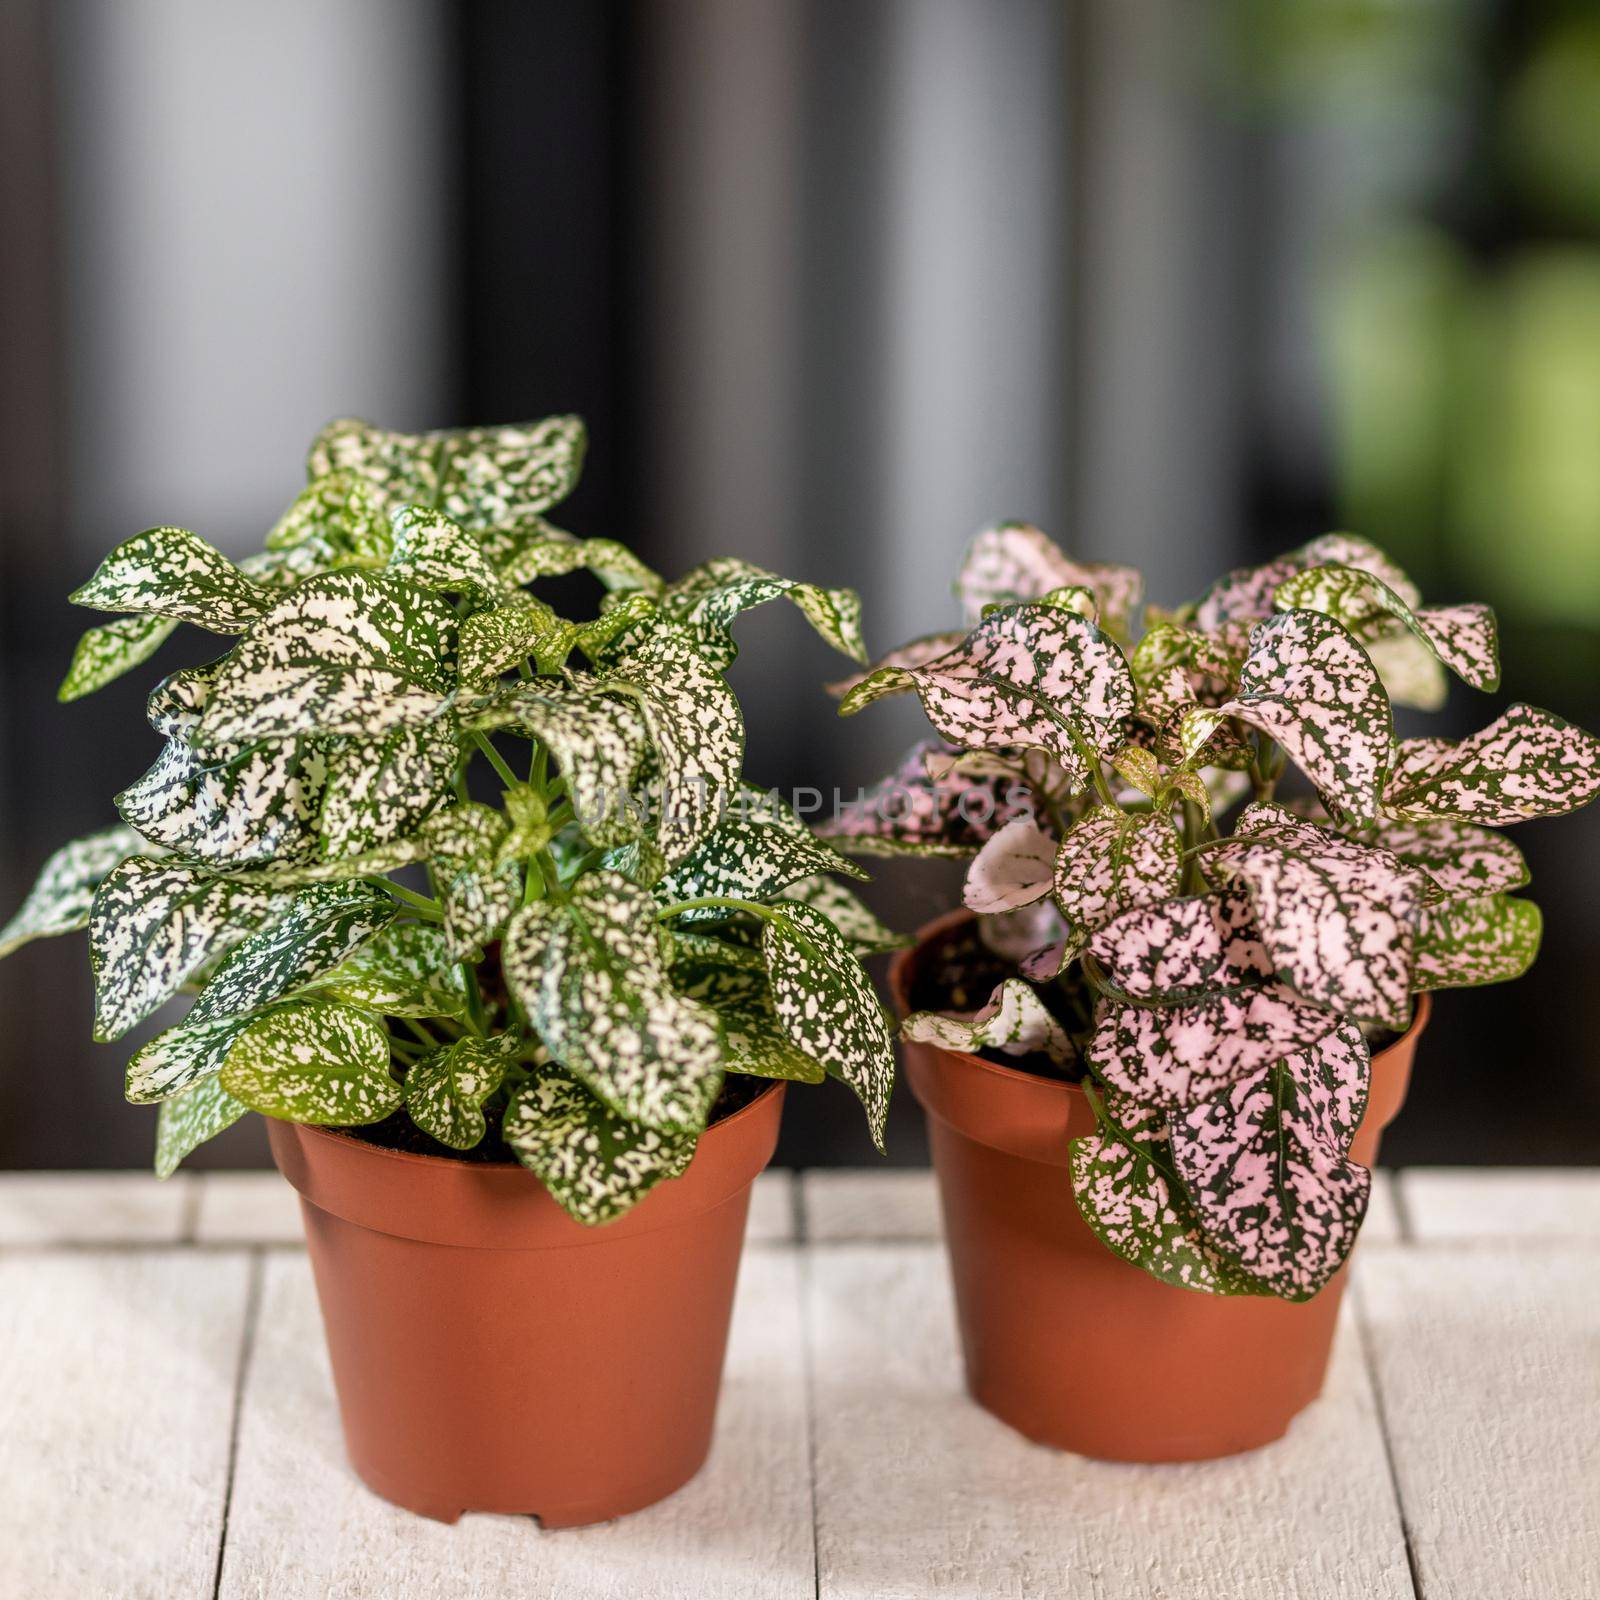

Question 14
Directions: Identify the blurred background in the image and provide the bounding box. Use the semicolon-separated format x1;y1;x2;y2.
2;0;1597;1171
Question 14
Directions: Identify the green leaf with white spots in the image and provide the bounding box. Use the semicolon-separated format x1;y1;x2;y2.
317;723;460;858
0;825;145;959
185;880;395;1029
267;472;391;561
310;922;469;1018
405;1034;518;1148
1110;743;1163;799
571;592;660;664
89;859;289;1041
195;570;457;749
421;803;521;959
59;614;178;702
658;556;866;669
503;1069;696;1226
154;1072;249;1178
1274;563;1500;692
218;836;430;887
1070;1090;1264;1297
308;415;587;528
673;960;827;1083
763;901;893;1148
1413;894;1542;990
387;505;504;594
70;526;272;632
655;818;865;925
503;870;723;1132
598;623;745;866
779;875;907;955
457;593;572;687
220;999;402;1124
466;686;652;851
493;529;663;594
127;1014;252;1104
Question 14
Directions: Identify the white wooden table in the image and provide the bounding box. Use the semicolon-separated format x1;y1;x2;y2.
1;1168;1596;1599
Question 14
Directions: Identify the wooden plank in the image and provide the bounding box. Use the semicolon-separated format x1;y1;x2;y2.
0;1171;192;1245
746;1169;795;1244
1399;1168;1600;1242
193;1171;304;1245
1358;1245;1600;1599
218;1246;813;1596
808;1243;1411;1600
0;1248;252;1599
802;1169;941;1242
1362;1171;1401;1245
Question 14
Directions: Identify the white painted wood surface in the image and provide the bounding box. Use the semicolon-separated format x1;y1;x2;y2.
0;1169;1593;1598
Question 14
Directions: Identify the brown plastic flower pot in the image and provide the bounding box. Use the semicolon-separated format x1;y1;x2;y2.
266;1082;785;1526
892;912;1428;1463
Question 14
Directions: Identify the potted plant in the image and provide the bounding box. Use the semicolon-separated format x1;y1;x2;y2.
0;415;898;1525
830;520;1599;1461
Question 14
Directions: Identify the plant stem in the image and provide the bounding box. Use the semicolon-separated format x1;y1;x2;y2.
654;895;785;924
459;962;488;1036
386;882;445;920
473;732;520;788
401;1017;442;1052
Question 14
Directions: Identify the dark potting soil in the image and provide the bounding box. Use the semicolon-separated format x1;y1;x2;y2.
908;920;1086;1084
339;1070;772;1163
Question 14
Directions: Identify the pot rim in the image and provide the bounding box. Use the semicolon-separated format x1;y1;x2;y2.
890;907;1433;1106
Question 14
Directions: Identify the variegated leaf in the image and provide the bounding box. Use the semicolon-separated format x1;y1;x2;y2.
902;977;1076;1067
1413;894;1542;990
266;470;391;559
457;593;571;687
503;1069;695;1227
118;664;329;867
1368;817;1528;904
963;817;1057;914
1169;1023;1372;1301
185;880;395;1028
70;526;271;632
491;526;663;593
1383;703;1600;824
673;961;827;1083
599;623;744;866
1088;886;1273;1002
220;999;402;1124
1363;629;1448;713
387;505;503;594
763;901;893;1147
1217;610;1392;821
659;556;867;669
778;876;907;956
422;804;520;960
468;686;651;850
127;1014;251;1105
1052;806;1184;933
406;1034;518;1148
1070;1092;1263;1295
195;570;456;749
310;921;469;1018
89;859;288;1041
154;1073;249;1178
825;632;968;698
1208;803;1422;1030
838;604;1134;777
823;741;1042;858
1110;743;1164;800
0;825;145;958
1274;564;1500;691
1088;984;1339;1107
59;614;177;702
308;415;587;528
503;870;723;1131
656;818;864;925
317;723;460;858
957;522;1144;633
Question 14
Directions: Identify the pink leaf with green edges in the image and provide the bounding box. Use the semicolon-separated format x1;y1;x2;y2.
1382;703;1600;824
824;631;966;698
837;604;1135;775
1088;886;1273;1001
902;977;1077;1067
1168;1023;1372;1301
1052;806;1183;932
957;522;1144;633
1208;802;1422;1031
1217;610;1392;821
1368;816;1528;904
963;817;1057;914
1088;984;1339;1107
